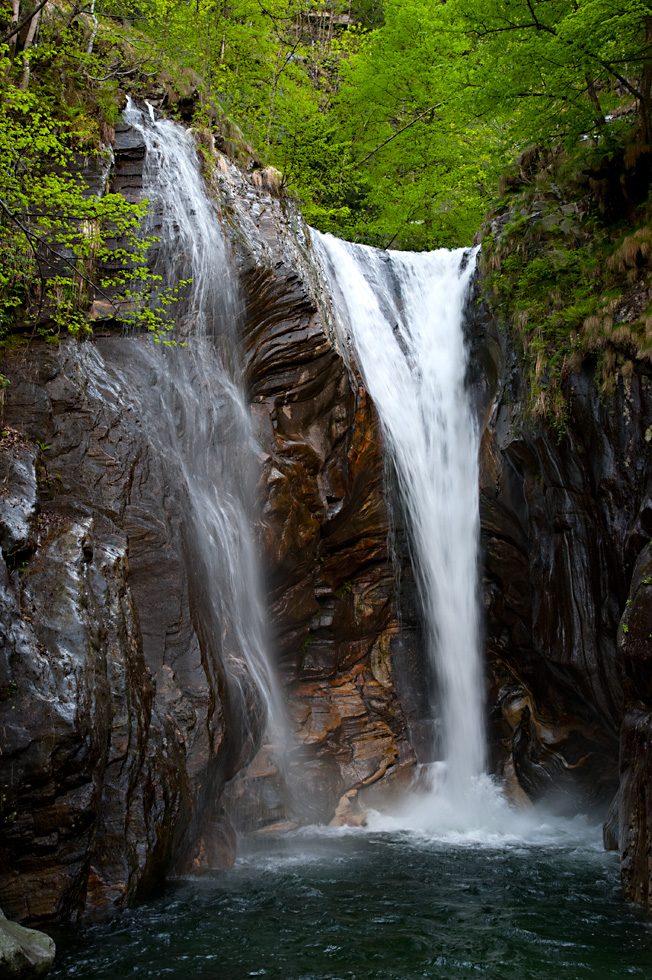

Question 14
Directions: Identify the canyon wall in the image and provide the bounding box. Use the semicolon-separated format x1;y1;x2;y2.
0;118;420;926
2;107;652;928
472;295;652;909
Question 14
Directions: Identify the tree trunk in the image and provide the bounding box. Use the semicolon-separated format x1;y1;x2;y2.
9;0;20;53
86;0;98;56
637;16;652;144
18;4;42;90
586;74;606;132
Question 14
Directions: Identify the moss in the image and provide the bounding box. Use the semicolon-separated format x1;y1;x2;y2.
481;140;652;424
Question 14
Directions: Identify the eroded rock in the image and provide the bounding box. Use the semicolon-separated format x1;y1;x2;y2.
0;433;38;558
471;287;652;910
0;339;262;922
612;545;652;905
0;122;420;924
0;909;55;979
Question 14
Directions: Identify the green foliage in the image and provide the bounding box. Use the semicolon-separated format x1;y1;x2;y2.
334;579;352;597
75;0;652;254
320;0;652;247
451;0;652;146
3;0;652;354
0;2;186;346
481;139;652;424
328;0;507;247
258;0;652;248
84;0;505;248
272;0;507;248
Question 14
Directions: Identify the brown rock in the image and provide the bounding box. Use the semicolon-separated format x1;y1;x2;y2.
0;126;420;925
329;789;368;828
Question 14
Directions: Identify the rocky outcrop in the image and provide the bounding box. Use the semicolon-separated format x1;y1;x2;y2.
473;292;652;904
14;100;652;928
0;337;258;924
614;544;652;906
0;115;418;926
209;150;420;829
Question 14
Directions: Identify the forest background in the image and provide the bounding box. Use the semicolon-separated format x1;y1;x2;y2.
2;0;652;414
3;0;652;251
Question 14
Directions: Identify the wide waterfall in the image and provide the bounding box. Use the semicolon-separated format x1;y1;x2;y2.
315;234;484;803
117;101;284;750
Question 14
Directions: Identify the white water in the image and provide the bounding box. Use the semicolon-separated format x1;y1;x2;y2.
301;794;604;852
315;233;484;807
119;101;285;747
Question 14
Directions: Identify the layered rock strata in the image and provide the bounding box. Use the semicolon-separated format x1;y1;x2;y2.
7;103;652;926
473;297;652;908
0;115;417;925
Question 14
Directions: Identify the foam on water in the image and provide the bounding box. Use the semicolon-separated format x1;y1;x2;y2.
276;787;603;855
364;772;604;851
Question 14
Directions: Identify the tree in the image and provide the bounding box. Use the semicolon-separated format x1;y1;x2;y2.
0;3;179;341
450;0;652;147
311;0;507;247
6;0;651;267
305;0;652;247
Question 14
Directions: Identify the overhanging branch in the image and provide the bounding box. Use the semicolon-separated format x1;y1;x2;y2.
348;103;442;171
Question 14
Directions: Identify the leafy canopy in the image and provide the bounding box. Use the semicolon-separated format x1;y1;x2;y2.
2;0;652;310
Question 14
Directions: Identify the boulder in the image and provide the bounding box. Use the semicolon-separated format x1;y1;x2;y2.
0;910;55;979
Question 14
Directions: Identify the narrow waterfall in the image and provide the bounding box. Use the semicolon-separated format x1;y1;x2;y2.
315;233;484;801
118;102;284;752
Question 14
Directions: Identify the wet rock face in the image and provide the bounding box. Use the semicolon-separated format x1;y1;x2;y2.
0;123;418;924
472;299;652;906
217;188;419;829
0;338;261;924
615;547;652;906
0;437;39;558
618;707;652;907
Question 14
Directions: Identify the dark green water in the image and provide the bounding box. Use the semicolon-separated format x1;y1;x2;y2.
50;818;651;980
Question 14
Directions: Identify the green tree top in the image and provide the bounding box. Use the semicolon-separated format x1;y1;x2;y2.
452;0;652;146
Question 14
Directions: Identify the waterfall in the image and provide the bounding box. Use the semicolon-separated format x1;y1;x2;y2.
118;101;284;754
314;233;484;802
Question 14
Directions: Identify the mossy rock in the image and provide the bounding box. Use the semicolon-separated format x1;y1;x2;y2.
0;911;55;979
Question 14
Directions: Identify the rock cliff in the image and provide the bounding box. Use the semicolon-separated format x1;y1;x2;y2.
3;104;652;930
0;114;418;926
473;290;652;910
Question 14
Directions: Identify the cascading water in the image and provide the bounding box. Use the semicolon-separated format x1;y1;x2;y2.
315;233;484;806
115;101;285;753
47;124;644;980
51;222;635;980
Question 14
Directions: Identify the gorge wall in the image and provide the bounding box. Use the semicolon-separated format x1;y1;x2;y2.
473;290;652;910
0;115;421;926
2;105;652;931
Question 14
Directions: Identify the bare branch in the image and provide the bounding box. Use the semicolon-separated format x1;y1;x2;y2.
85;65;158;81
349;104;442;171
